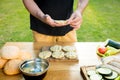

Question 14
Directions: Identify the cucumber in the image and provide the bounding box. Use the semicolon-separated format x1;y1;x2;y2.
90;74;103;80
96;67;112;76
105;39;120;49
87;70;96;76
104;71;118;80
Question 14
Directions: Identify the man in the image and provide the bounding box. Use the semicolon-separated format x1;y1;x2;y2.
22;0;89;45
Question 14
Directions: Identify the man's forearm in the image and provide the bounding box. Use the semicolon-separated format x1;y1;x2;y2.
22;0;45;21
77;0;89;14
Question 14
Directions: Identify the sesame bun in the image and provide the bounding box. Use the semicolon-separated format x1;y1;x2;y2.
3;59;23;75
19;50;34;60
1;46;20;59
39;51;52;59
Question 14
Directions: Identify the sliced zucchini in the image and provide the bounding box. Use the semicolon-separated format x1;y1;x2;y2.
96;67;112;76
104;71;118;80
90;74;103;80
87;70;97;76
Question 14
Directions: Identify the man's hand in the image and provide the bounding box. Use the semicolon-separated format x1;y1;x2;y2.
66;0;89;30
67;10;82;30
43;14;69;27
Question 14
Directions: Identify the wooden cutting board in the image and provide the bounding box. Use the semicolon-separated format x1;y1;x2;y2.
80;64;120;80
80;65;96;80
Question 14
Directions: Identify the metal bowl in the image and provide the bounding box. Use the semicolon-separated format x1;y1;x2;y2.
19;58;49;77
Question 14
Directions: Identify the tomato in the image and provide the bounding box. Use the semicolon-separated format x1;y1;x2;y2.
98;46;107;54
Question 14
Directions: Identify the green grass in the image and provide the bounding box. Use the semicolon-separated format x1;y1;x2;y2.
0;0;33;48
77;0;120;42
0;0;120;48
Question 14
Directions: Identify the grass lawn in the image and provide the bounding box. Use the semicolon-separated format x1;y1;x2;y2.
0;0;120;48
76;0;120;42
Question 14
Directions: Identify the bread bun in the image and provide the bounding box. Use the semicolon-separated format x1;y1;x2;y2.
52;51;64;59
39;51;52;59
50;45;62;52
19;50;33;60
1;46;20;59
0;57;8;69
54;20;67;25
63;46;76;52
3;59;23;75
65;52;77;59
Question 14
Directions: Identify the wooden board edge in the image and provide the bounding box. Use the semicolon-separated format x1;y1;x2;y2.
80;65;96;80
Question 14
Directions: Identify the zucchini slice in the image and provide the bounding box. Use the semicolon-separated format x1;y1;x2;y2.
87;70;96;76
90;74;103;80
96;67;112;76
104;71;118;80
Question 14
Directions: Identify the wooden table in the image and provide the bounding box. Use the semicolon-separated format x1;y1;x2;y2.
0;42;103;80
